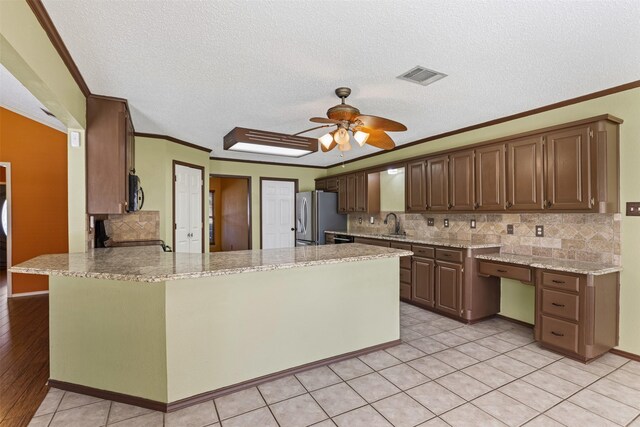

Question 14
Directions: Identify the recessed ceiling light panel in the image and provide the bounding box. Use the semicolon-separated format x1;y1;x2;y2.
397;66;447;86
223;127;318;158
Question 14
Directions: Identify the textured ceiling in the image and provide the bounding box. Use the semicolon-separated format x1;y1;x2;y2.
0;64;66;133
41;0;640;166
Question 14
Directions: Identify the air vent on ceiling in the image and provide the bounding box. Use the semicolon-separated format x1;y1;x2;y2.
40;108;57;118
397;66;447;86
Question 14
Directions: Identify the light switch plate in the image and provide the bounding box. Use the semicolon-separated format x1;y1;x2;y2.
507;224;514;234
626;202;640;216
444;219;449;228
536;225;544;237
427;218;434;226
470;219;476;229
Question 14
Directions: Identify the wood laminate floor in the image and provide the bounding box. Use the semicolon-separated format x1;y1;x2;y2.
0;271;50;427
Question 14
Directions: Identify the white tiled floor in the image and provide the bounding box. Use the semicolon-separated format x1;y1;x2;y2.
30;302;640;426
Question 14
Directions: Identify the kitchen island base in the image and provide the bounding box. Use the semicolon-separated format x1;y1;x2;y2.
47;257;401;411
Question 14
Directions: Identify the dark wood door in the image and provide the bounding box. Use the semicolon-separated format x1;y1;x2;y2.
475;144;506;211
346;174;356;212
426;155;449;211
355;172;367;212
506;136;544;211
449;150;475;211
337;176;347;213
406;160;426;212
412;257;435;307
545;126;592;210
435;261;462;317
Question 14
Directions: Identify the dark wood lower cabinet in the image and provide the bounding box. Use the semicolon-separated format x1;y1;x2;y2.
435;261;462;317
391;242;412;301
412;257;435;307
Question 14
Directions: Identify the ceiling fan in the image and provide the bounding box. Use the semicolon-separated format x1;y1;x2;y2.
296;87;407;153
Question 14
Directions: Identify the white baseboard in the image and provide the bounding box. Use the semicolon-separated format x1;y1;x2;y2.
10;290;49;298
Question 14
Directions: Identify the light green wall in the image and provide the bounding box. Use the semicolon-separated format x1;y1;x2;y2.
135;137;210;250
330;87;640;355
379;168;405;212
209;160;327;248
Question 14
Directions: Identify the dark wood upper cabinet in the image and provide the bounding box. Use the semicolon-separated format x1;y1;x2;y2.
406;160;426;212
506;136;544;211
86;95;135;214
326;177;339;192
426;155;449;211
475;144;506;211
337;176;347;213
545;125;591;210
355;172;367;212
315;179;327;191
449;150;475;211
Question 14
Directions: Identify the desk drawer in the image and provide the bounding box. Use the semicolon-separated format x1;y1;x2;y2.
400;268;411;284
436;248;463;263
412;245;434;259
391;242;412;269
478;261;533;283
540;315;579;354
541;289;579;322
541;271;580;293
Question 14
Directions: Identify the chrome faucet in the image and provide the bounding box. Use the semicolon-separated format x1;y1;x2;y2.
383;212;401;235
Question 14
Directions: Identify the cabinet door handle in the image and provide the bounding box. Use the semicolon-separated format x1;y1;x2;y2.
544;200;553;209
551;280;565;284
473;202;480;209
590;197;595;208
447;202;453;209
443;253;451;257
505;201;513;208
551;302;565;307
497;269;507;273
551;331;564;337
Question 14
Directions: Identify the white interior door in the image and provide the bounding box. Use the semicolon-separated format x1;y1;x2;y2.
261;180;295;249
175;164;203;253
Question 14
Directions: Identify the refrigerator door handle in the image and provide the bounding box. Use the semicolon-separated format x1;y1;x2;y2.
302;197;308;235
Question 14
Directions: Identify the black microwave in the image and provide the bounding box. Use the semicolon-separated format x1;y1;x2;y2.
128;173;144;212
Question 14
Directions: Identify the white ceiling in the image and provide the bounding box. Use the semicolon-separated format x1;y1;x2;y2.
41;0;640;166
0;64;66;133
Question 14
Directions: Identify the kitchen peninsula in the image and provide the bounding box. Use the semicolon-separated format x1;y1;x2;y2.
12;244;411;411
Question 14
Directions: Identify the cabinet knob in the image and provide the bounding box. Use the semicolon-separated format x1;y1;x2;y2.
506;201;513;209
544;200;553;209
447;203;453;209
473;202;480;210
590;197;595;208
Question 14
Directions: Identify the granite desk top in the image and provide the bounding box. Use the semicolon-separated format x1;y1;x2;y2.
325;231;502;249
11;244;413;283
474;253;622;276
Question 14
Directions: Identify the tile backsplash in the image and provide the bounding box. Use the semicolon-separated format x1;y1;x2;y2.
104;211;160;242
348;212;621;265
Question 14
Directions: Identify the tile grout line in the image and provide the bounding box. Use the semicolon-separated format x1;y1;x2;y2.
254;385;282;427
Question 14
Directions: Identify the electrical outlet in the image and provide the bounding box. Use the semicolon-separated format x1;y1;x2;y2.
535;225;544;237
427;218;434;226
444;219;449;228
626;202;640;216
470;219;476;229
507;224;514;234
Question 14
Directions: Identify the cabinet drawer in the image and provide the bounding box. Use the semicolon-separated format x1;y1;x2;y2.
478;261;533;283
354;237;390;248
412;245;434;259
540;315;579;354
398;256;411;269
541;289;579;322
400;268;411;284
541;271;580;293
435;248;463;263
400;283;411;300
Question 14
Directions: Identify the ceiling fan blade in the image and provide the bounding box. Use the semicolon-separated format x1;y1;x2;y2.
365;130;396;150
355;115;407;132
310;117;341;124
320;130;337;152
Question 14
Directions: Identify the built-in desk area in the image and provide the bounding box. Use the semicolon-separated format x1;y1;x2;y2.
476;253;621;362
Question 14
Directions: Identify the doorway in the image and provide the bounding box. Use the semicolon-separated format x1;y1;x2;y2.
173;161;204;253
0;163;11;296
209;175;252;252
260;178;297;249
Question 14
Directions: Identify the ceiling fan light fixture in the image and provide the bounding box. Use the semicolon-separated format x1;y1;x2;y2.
353;130;369;147
319;133;334;149
334;127;350;145
338;139;351;152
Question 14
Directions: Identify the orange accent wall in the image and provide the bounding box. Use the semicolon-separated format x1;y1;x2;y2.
0;108;68;294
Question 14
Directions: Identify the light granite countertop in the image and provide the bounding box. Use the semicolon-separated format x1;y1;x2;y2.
325;231;502;249
10;244;413;283
474;253;622;276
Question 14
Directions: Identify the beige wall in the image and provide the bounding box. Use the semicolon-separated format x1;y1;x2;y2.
135;137;210;250
333;87;640;355
209;160;326;248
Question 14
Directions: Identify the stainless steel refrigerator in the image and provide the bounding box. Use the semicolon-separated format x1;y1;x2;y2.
296;191;347;246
